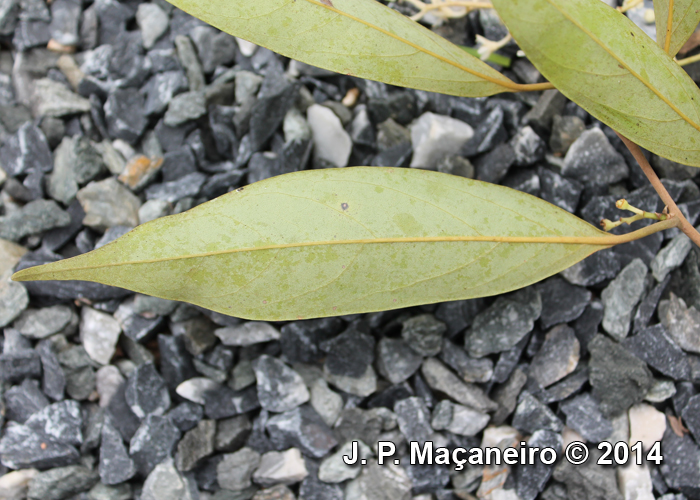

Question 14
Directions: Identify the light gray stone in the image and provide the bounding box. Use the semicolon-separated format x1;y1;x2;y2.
431;400;490;436
410;112;473;169
141;458;194;500
318;441;372;483
217;447;261;491
253;448;308;487
136;3;169;49
215;322;280;346
13;305;73;339
601;258;648;340
0;279;29;328
31;78;91;117
307;104;352;168
80;306;121;365
77;177;141;231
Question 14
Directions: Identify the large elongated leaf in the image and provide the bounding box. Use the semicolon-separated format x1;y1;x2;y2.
14;168;619;321
166;0;516;97
492;0;700;167
655;0;700;56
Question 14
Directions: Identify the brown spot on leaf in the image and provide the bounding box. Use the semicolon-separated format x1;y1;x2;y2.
320;0;334;6
341;202;349;211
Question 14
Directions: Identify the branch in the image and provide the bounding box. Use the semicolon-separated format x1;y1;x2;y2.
616;132;700;247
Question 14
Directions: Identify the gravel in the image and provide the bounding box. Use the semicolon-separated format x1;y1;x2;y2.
1;2;699;498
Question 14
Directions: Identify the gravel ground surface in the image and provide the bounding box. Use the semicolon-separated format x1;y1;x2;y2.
1;0;700;499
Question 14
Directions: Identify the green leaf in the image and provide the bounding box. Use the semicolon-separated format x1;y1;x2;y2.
14;168;619;321
491;0;700;167
165;0;517;97
655;0;700;57
458;45;512;68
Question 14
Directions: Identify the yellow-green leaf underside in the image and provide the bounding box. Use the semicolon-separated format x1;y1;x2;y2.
13;168;617;321
655;0;700;57
165;0;517;97
492;0;700;167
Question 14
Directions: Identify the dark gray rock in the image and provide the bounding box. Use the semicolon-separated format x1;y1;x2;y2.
158;333;197;390
538;278;591;330
0;421;80;469
27;465;99;500
438;338;492;383
559;393;612;443
401;314;445;357
215;414;252;452
25;400;82;446
167;402;204;432
104;88;148;145
562;128;628;184
561;249;621;287
299;460;344;500
190;25;236;73
4;378;48;422
321;327;375;378
492;368;528;425
106;381;140;442
125;363;171;419
99;417;136;485
0;347;42;383
280;318;344;364
144;70;189;116
204;384;260;420
681;394;700;445
511;125;545;166
522;89;567;134
460;106;507;157
511;391;563;434
403;463;450;495
0;122;51;176
36;339;66;401
394;397;432;445
540;366;589;404
176;419;216;471
249;80;298;152
266;405;337;458
48;0;81;46
252;355;309;413
421;358;497;412
145;171;207;203
549;115;585;155
623;324;691;380
660;423;700;498
529;325;580;388
553;448;623;500
588;334;653;417
634;276;670;333
376;337;423;384
129;414;181;476
515;430;563;500
537;166;583;214
217;447;261;491
474;142;516;183
333;408;383;446
466;287;541;357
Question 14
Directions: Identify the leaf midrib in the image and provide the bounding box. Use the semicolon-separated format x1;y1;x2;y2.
543;0;700;134
300;0;518;89
13;234;628;279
